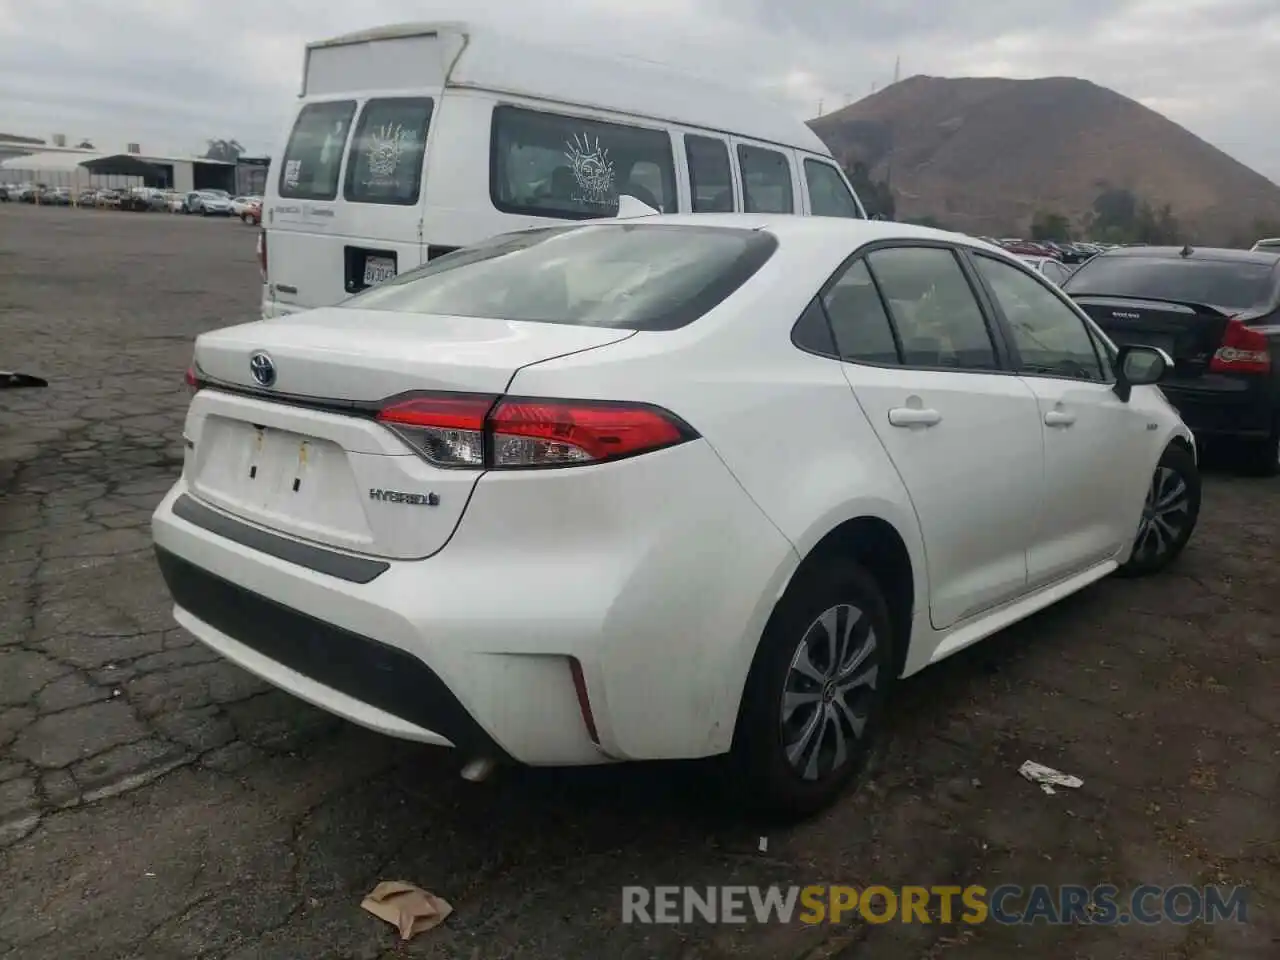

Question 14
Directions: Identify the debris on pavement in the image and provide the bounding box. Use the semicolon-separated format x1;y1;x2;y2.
758;836;768;853
1019;761;1083;795
361;881;453;941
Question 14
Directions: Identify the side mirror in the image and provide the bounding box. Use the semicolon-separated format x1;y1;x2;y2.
1113;344;1171;402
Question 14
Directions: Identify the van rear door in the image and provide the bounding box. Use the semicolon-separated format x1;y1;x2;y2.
264;28;461;316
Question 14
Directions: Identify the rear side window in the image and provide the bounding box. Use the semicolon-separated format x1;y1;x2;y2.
279;100;356;201
344;98;434;205
1064;256;1278;312
344;224;777;331
686;135;734;212
738;145;794;213
491;106;677;219
804;160;862;219
821;260;900;363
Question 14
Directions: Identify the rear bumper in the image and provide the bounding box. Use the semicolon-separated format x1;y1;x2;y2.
1162;379;1276;440
261;296;308;321
150;441;797;766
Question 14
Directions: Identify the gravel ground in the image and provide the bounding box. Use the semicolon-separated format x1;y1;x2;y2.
0;202;1276;960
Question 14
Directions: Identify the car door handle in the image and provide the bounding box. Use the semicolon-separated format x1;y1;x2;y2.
1044;409;1076;427
888;407;942;428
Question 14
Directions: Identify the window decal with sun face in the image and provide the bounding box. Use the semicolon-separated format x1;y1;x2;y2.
565;132;616;206
366;122;410;184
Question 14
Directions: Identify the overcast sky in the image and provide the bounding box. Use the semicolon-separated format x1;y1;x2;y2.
1;0;1277;182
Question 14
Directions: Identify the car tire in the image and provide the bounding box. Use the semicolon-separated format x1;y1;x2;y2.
1242;415;1280;478
1117;442;1201;578
728;558;895;823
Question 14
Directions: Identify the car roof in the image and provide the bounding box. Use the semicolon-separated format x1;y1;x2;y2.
1095;245;1280;266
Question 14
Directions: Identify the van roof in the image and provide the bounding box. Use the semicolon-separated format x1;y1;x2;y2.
307;21;832;155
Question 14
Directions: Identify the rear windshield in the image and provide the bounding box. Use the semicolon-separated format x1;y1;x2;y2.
1064;255;1277;311
279;100;356;201
342;224;778;331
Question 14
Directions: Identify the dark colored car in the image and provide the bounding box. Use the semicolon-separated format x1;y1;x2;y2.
1063;245;1280;474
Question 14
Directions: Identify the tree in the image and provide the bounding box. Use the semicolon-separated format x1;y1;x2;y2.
1030;210;1072;242
76;140;95;150
204;138;246;162
1091;187;1138;233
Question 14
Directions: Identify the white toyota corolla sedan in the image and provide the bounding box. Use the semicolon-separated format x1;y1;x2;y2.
152;215;1200;819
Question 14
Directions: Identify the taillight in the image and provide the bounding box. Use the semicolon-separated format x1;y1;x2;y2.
1210;317;1271;374
257;228;267;283
184;365;202;394
375;392;696;470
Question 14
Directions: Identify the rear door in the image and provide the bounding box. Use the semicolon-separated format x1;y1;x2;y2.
266;95;436;313
825;243;1044;632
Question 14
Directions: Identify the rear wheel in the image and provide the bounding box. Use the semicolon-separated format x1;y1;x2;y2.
729;559;894;822
1118;443;1201;577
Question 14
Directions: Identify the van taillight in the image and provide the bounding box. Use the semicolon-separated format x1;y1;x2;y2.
375;393;697;470
257;228;267;283
1210;317;1270;374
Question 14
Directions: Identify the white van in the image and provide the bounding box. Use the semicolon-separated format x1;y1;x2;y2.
258;21;866;319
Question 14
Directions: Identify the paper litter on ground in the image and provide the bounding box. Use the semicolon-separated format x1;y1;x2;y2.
361;881;453;940
1018;760;1083;795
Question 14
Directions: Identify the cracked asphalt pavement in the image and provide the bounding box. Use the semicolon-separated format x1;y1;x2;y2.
0;202;1276;959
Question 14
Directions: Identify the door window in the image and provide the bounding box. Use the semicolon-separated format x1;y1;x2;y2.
974;254;1104;381
490;106;677;218
865;247;999;370
344;97;434;205
279;100;357;201
737;144;794;213
685;135;734;212
804;159;862;218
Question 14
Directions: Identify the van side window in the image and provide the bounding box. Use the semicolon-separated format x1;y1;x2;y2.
685;135;734;212
279;100;356;201
803;159;862;218
491;106;677;219
344;98;434;206
737;144;794;214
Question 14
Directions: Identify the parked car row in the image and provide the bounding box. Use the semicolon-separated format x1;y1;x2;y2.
978;237;1117;264
0;183;261;222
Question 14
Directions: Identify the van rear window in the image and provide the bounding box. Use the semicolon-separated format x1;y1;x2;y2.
490;106;677;220
279;101;356;201
344;98;434;206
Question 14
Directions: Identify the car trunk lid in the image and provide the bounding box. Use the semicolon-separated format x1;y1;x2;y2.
1073;295;1233;378
185;308;634;560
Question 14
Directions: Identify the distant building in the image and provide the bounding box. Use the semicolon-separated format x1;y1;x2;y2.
0;141;237;193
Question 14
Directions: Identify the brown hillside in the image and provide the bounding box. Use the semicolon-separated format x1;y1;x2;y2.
808;76;1280;243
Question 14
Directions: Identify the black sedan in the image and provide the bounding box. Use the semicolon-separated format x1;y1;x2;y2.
1063;245;1280;475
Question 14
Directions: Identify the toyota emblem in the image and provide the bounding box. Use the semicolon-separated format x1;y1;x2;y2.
249;351;276;387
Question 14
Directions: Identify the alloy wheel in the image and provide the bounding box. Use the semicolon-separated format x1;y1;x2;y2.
779;603;878;782
1134;465;1191;562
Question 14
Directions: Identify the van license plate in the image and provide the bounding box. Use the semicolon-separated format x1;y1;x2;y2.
362;256;397;287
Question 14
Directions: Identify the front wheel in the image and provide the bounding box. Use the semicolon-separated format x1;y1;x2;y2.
729;559;895;822
1118;443;1201;577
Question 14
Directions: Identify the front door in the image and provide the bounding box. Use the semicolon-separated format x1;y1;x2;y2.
968;252;1153;587
822;245;1045;632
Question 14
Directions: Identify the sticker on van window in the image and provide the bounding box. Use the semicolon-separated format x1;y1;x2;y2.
565;133;615;206
284;160;302;189
365;122;412;183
